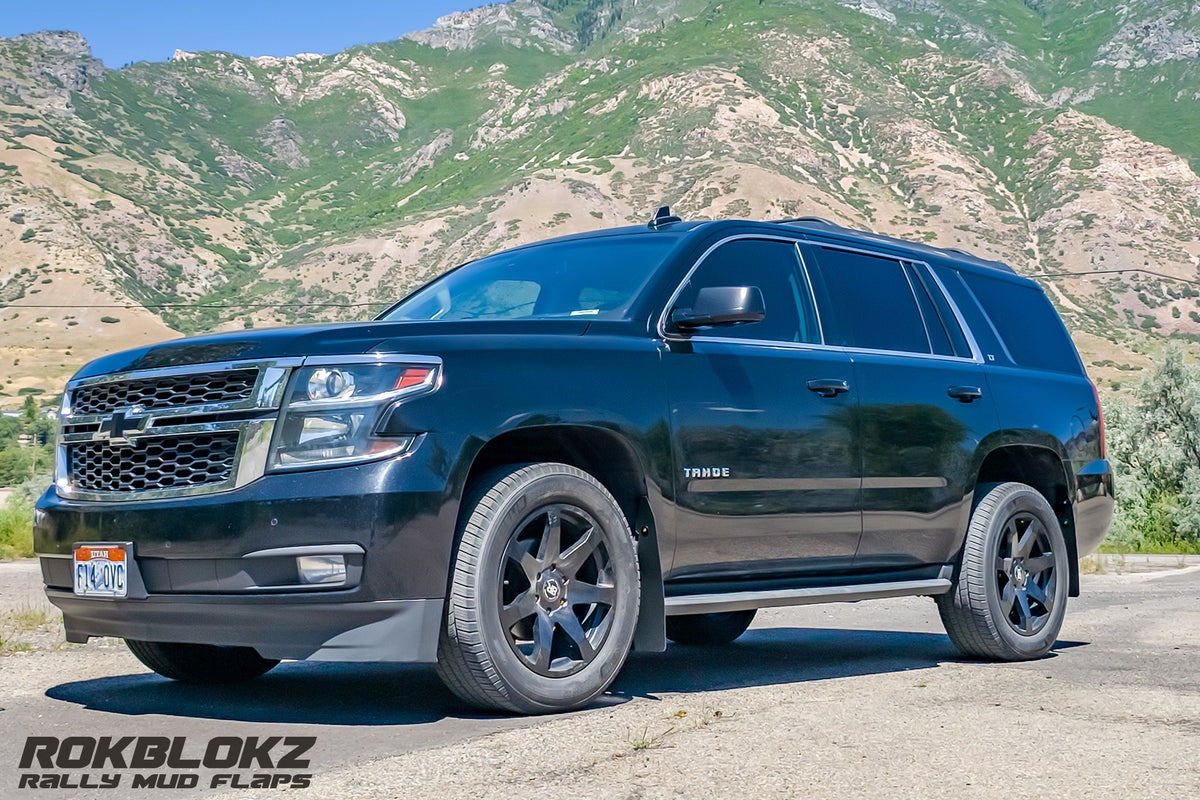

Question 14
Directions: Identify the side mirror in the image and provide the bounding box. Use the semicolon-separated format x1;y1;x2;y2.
670;286;766;331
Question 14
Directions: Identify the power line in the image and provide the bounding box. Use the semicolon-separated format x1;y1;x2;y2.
1035;268;1200;287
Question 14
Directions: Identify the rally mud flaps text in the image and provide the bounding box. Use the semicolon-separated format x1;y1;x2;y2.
17;736;315;790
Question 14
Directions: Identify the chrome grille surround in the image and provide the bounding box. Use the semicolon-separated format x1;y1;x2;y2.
56;359;302;502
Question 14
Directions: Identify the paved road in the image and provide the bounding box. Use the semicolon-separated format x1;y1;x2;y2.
2;563;1198;799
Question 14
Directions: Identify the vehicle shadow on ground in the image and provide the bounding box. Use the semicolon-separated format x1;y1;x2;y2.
614;628;1087;699
44;628;1087;725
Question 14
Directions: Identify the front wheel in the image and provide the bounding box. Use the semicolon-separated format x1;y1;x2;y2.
937;482;1069;661
436;463;640;714
126;640;279;683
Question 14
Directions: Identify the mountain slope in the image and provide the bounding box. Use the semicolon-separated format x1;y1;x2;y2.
1;0;1199;403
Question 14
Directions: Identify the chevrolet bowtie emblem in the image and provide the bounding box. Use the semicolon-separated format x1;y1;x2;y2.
93;409;147;446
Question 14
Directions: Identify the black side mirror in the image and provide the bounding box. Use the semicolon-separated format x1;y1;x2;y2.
670;286;766;331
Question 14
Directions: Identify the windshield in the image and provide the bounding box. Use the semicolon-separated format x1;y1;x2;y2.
380;235;678;322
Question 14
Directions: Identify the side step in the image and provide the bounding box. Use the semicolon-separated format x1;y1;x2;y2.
663;573;953;616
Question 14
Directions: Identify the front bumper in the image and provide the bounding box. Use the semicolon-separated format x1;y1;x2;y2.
34;453;460;661
45;589;442;662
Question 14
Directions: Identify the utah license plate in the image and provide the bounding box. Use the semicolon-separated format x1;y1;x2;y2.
73;543;129;598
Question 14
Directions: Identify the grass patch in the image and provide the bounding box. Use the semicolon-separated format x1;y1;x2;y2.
0;495;34;559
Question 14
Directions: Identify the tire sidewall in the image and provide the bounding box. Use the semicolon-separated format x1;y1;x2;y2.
978;485;1070;658
469;469;639;711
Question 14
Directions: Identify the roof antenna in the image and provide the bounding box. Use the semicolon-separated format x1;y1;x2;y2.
648;205;682;229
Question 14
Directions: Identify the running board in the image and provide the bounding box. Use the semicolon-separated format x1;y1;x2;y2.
663;576;953;616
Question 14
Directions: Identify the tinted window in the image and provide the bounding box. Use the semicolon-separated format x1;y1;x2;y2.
382;236;677;321
961;272;1081;374
673;239;819;344
810;248;930;353
911;263;972;358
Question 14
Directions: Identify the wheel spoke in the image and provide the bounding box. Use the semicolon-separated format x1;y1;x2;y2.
530;607;554;670
1006;521;1020;559
1015;522;1037;558
500;589;538;629
558;526;599;577
1025;579;1047;606
570;580;615;608
1000;582;1017;616
515;542;542;584
553;608;596;661
1015;589;1034;633
1024;554;1055;575
537;510;563;565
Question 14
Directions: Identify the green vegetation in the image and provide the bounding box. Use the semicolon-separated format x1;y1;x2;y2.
0;397;54;558
0;491;34;559
1105;342;1200;554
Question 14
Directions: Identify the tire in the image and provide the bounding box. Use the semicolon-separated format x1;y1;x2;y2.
666;610;757;645
436;463;640;714
125;640;279;683
936;481;1070;661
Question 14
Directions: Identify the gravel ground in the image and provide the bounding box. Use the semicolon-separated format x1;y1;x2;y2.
3;560;1199;800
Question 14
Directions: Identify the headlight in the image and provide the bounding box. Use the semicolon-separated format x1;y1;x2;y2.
267;359;439;471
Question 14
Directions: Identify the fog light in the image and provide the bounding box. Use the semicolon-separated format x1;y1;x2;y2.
297;555;346;585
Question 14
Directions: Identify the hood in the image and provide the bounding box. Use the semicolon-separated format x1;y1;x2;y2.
71;319;592;380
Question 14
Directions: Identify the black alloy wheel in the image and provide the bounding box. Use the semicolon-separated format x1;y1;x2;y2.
498;502;618;677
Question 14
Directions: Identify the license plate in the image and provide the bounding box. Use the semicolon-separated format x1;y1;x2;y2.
73;543;129;598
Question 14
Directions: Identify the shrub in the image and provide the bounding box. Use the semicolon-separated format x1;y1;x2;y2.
0;493;33;559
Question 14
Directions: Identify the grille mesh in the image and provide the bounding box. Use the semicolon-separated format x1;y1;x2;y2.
69;433;240;493
72;370;258;415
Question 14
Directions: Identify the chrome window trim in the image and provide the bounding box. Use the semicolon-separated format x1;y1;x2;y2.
658;233;986;365
899;261;936;355
793;244;826;345
919;263;985;364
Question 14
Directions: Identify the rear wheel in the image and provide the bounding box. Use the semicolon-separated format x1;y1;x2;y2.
666;610;757;645
126;640;279;683
937;482;1069;661
436;463;640;714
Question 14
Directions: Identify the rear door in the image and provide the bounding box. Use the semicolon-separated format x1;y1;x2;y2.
803;243;999;569
662;236;861;582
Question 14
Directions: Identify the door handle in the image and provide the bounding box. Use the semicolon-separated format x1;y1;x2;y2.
948;385;983;403
807;378;850;398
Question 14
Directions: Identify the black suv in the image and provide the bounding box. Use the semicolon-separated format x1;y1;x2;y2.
35;213;1113;713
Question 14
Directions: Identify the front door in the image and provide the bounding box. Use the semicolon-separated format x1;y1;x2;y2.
663;237;862;582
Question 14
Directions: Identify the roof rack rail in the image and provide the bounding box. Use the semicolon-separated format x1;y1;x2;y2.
773;216;840;227
648;206;683;229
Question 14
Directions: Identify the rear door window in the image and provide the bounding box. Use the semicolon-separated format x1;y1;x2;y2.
807;247;931;354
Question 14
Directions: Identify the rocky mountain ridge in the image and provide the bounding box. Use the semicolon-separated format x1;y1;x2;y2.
1;0;1198;404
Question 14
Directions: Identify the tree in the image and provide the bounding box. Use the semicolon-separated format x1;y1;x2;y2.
1107;341;1200;551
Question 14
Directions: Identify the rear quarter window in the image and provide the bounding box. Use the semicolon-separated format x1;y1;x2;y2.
961;272;1082;374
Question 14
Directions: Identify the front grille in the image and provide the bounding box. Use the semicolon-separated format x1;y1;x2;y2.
72;369;258;416
69;432;240;493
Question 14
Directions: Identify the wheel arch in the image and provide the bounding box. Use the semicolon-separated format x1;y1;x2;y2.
456;424;667;652
971;440;1080;597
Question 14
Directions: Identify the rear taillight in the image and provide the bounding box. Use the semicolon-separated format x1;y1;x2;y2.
1090;379;1106;459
